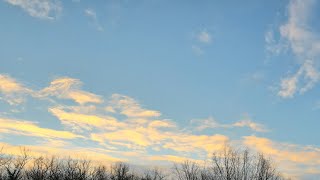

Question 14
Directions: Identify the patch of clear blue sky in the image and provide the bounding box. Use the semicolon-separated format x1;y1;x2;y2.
0;0;319;145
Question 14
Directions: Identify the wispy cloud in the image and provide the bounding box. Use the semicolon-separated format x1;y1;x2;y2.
0;74;32;105
0;142;123;163
0;74;27;93
191;29;213;55
49;106;125;132
267;0;320;98
39;77;103;104
197;30;212;44
244;136;320;178
191;116;269;132
278;60;320;98
0;117;81;140
84;8;104;31
191;45;204;55
110;94;161;118
4;0;62;20
265;28;288;55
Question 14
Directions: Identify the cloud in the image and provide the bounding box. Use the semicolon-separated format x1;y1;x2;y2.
191;45;204;55
191;29;212;55
244;136;320;165
233;120;268;132
84;8;104;31
91;128;151;148
110;94;161;118
4;0;62;20
0;117;81;140
0;142;123;163
267;0;320;98
278;60;320;98
0;74;32;105
39;77;103;104
148;120;176;128
161;133;228;156
244;136;320;178
1;74;318;178
49;106;125;132
265;29;288;55
0;74;27;93
191;116;268;132
148;155;202;164
197;30;212;44
84;8;96;19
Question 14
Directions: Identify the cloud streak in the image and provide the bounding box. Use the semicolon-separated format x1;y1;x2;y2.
191;116;268;132
39;77;103;104
4;0;62;20
0;74;32;105
84;8;104;31
267;0;320;98
0;117;81;140
197;30;212;44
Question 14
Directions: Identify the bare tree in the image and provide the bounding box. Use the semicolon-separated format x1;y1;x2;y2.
63;158;92;180
210;145;285;180
198;168;215;180
173;160;200;180
4;147;29;180
0;146;289;180
0;147;7;167
0;147;10;180
110;162;137;180
25;157;49;180
142;167;166;180
90;165;110;180
253;154;282;180
45;156;64;180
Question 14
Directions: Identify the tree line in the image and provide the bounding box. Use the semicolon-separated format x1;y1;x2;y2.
0;145;289;180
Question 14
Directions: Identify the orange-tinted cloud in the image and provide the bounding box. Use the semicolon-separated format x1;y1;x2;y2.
110;94;161;118
39;77;103;104
0;117;81;140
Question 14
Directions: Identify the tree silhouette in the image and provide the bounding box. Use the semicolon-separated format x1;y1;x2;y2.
0;145;289;180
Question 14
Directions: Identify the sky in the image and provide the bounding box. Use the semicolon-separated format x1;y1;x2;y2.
0;0;320;179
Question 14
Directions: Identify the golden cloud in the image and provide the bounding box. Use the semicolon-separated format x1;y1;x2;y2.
0;118;81;140
39;77;103;104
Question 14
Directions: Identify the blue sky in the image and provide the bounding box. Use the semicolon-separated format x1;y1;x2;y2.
1;0;320;179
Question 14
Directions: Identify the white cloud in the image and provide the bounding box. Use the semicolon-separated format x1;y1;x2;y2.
191;117;227;130
191;45;204;55
84;8;96;19
5;0;62;20
84;8;104;31
191;116;268;132
278;60;320;98
268;0;320;98
197;30;212;44
265;28;288;55
233;120;268;132
191;29;212;55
